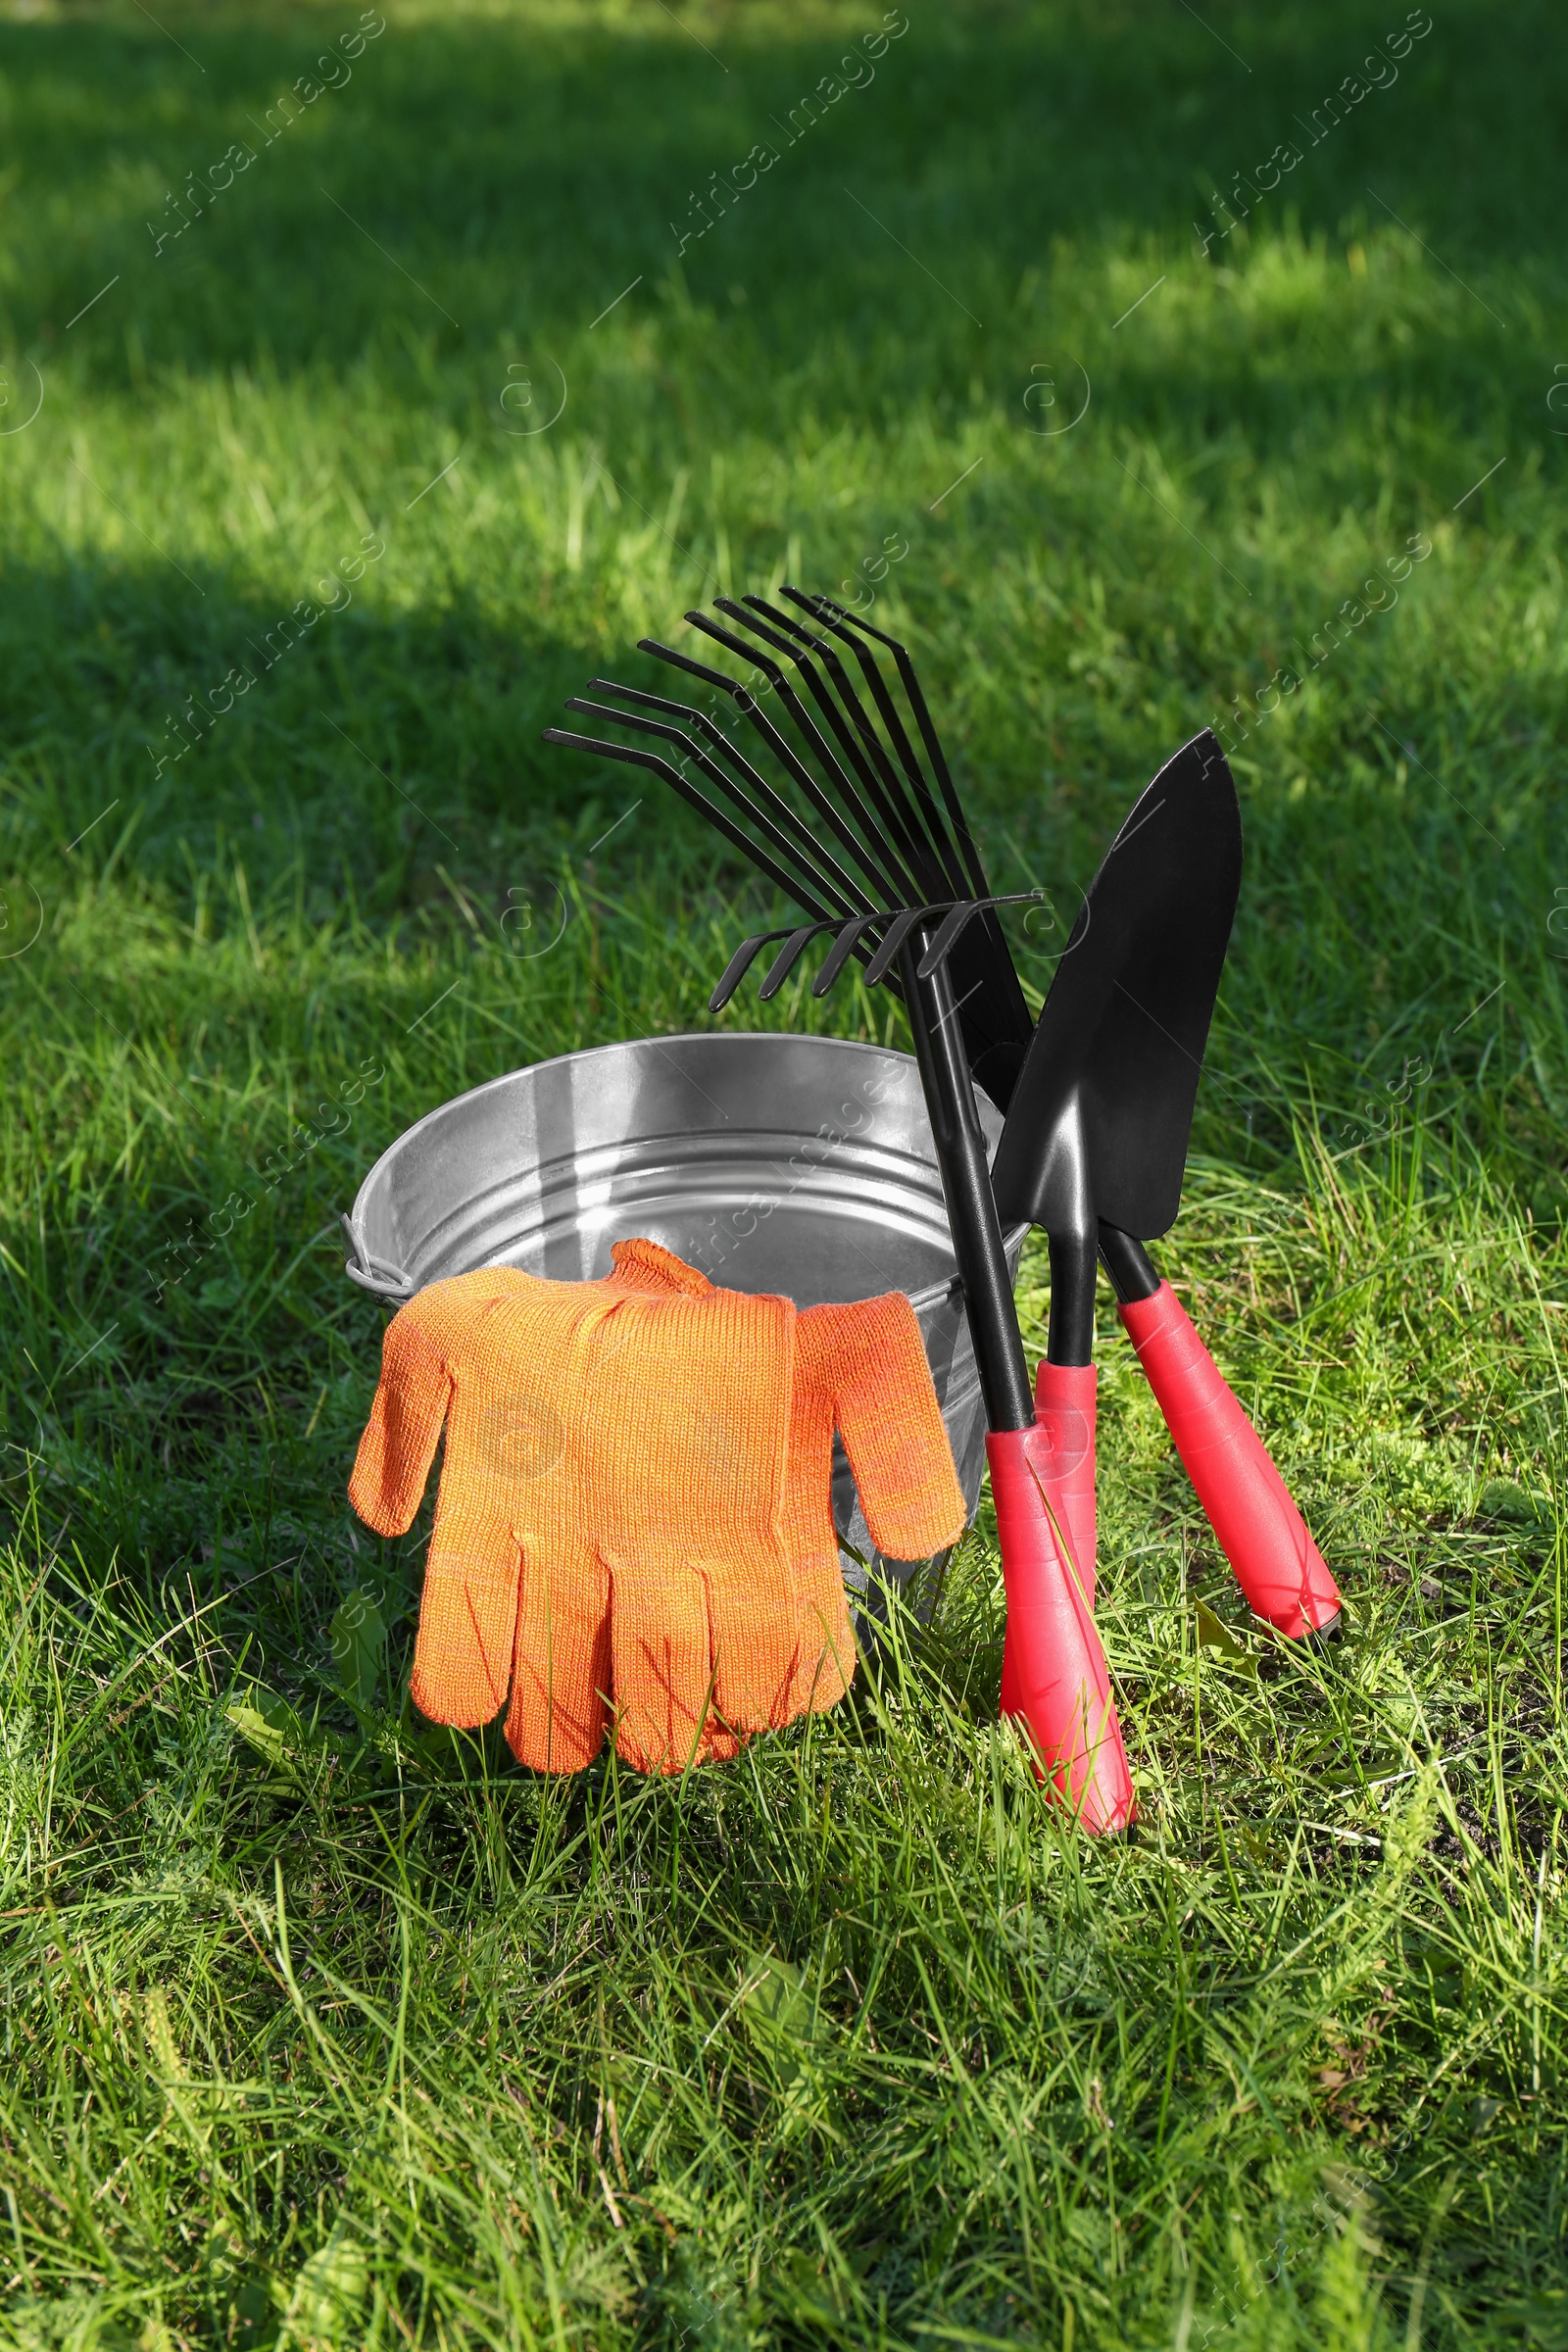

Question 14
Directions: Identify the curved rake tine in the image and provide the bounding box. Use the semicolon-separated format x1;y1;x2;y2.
811;912;886;999
710;927;792;1012
750;593;970;900
638;636;908;909
759;920;838;1002
567;692;868;919
808;594;994;903
681;610;924;906
750;593;969;902
864;904;950;988
783;589;942;826
586;678;865;907
916;899;988;978
779;585;976;897
782;588;1037;1073
715;597;952;903
542;729;831;918
915;889;1051;976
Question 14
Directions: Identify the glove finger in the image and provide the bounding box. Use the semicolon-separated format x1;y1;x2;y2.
506;1544;612;1774
779;1551;858;1723
694;1721;743;1766
802;1297;966;1560
350;1311;452;1537
610;1556;722;1775
410;1531;519;1728
704;1546;812;1735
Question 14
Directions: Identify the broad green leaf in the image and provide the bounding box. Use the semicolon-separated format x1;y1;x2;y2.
227;1701;301;1777
277;2225;368;2346
740;1950;813;2045
1195;1599;1256;1675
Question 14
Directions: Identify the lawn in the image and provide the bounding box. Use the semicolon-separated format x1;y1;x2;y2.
0;0;1565;2342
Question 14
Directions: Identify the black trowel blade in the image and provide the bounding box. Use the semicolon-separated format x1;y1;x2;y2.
991;731;1243;1242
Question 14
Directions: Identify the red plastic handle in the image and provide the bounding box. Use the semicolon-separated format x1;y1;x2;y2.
1118;1281;1342;1638
989;1423;1134;1835
1000;1363;1097;1719
1031;1361;1098;1606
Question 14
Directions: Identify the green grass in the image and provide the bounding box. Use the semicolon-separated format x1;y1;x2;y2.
1;0;1566;2342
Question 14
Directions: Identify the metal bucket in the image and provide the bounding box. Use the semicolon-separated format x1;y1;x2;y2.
342;1034;1026;1614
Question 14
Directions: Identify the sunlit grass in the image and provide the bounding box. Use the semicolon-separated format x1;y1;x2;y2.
0;0;1565;2343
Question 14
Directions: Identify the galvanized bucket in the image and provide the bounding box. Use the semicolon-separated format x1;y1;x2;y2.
341;1033;1026;1614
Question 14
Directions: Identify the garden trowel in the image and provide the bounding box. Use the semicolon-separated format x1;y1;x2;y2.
991;730;1343;1645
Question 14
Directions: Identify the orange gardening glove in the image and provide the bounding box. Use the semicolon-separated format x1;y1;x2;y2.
606;1242;968;1733
349;1246;802;1774
350;1243;966;1775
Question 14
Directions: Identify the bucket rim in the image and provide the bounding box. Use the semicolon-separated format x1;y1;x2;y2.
350;1030;973;1212
343;1031;1029;1303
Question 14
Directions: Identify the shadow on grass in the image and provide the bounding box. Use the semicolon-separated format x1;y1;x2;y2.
0;0;1553;394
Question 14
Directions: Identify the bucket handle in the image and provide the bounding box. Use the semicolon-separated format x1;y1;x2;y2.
341;1213;416;1301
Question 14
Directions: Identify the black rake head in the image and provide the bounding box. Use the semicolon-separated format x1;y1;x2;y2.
543;589;1037;1109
